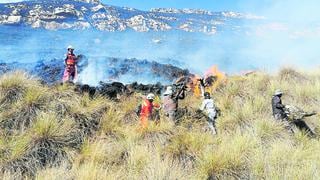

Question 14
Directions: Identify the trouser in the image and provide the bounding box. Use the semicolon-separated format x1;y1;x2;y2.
207;110;217;135
63;65;77;83
207;120;217;135
140;116;149;129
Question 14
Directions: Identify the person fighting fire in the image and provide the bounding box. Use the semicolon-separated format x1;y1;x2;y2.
138;93;160;129
200;92;218;135
62;45;78;83
162;85;185;122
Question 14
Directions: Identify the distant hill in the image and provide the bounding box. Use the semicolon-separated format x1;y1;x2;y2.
0;0;263;34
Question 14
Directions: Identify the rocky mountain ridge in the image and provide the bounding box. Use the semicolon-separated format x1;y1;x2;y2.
0;0;262;34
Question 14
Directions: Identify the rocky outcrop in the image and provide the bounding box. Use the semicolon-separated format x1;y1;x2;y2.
0;0;259;34
105;58;190;82
150;8;214;15
76;0;100;4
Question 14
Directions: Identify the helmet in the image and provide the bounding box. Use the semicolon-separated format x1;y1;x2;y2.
204;92;211;98
164;86;173;95
274;89;283;96
147;93;155;100
67;45;74;50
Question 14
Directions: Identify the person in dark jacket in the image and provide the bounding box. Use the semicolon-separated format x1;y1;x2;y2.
271;89;294;133
272;89;287;120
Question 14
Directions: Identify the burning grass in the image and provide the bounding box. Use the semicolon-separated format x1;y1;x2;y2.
1;69;320;179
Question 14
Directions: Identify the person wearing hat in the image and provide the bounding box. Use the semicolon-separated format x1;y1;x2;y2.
200;92;218;135
62;45;78;83
272;89;287;120
272;89;295;133
162;85;185;121
139;93;160;129
272;90;317;135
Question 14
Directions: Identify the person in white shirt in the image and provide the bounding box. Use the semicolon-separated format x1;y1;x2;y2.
200;92;217;135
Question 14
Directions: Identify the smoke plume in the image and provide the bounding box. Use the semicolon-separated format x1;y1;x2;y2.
0;0;319;85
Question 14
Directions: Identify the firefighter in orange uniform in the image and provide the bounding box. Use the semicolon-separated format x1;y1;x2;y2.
139;93;160;129
62;45;78;83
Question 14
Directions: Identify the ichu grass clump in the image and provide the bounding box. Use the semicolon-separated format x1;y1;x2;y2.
0;72;50;131
68;94;109;136
0;71;39;106
1;113;80;177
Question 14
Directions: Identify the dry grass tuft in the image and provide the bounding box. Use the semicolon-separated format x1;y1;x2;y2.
279;68;308;82
0;71;40;106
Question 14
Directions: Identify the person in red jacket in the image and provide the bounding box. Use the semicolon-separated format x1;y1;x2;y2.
139;93;160;129
62;45;78;83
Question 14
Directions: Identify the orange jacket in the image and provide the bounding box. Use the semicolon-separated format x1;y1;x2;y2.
65;53;77;66
140;99;160;119
140;99;153;118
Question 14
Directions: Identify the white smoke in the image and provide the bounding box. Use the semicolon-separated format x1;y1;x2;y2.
1;0;320;85
237;0;320;71
77;58;108;86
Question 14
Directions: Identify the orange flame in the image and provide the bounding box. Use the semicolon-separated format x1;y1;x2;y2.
191;74;202;97
204;65;226;92
190;65;226;97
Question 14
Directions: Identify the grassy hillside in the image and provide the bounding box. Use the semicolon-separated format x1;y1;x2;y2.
1;69;320;179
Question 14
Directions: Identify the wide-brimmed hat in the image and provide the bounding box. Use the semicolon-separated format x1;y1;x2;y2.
274;89;283;96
